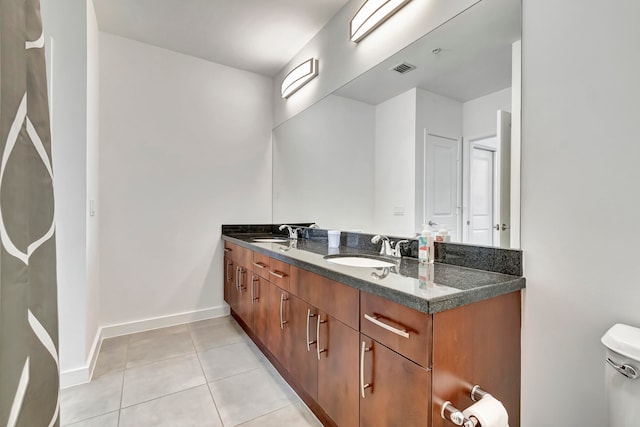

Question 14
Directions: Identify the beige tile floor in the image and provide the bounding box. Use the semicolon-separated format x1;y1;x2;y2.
61;316;322;427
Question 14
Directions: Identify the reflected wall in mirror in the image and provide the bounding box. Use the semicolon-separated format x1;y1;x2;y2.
273;0;522;248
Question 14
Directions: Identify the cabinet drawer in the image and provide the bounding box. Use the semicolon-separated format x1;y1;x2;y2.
252;251;270;279
268;258;290;290
290;266;359;330
360;291;432;368
223;241;237;260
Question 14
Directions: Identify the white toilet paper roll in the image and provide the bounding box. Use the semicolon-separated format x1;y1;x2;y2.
462;395;509;427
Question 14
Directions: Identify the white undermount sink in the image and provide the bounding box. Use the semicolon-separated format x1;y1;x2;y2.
252;237;290;243
324;255;396;268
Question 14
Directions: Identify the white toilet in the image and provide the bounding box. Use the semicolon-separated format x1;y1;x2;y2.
601;323;640;427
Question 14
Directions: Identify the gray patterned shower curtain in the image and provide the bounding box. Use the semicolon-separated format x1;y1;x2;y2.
0;0;61;426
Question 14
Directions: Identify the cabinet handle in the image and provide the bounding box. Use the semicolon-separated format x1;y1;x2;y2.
316;315;327;360
251;276;259;301
279;293;289;330
226;260;233;283
306;309;317;351
360;341;372;398
235;266;240;290
238;268;246;291
269;270;286;279
364;313;410;339
253;262;266;269
224;248;231;253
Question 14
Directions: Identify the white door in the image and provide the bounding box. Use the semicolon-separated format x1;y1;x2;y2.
497;110;512;247
424;133;460;240
470;147;496;245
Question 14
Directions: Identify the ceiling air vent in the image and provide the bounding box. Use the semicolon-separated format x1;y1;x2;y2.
391;62;416;74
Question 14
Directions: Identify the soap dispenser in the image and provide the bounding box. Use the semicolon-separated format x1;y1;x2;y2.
418;224;434;264
435;228;450;243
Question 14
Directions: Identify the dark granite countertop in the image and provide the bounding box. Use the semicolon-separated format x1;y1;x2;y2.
222;232;525;314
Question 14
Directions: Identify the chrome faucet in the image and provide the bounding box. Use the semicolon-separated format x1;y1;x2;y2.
278;224;298;239
371;235;393;256
392;240;409;258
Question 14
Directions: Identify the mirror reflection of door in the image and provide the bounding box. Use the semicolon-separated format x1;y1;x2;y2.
497;110;512;247
469;142;496;245
424;132;461;241
465;110;512;247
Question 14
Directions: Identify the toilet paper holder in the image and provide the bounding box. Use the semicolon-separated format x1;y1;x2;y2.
441;385;489;427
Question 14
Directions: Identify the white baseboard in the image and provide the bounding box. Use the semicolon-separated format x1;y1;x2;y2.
60;305;229;389
60;327;102;389
100;305;230;339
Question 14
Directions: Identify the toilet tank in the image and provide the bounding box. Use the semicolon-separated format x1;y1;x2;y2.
601;323;640;427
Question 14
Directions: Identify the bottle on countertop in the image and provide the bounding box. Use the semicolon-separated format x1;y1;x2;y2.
418;224;434;264
435;228;450;243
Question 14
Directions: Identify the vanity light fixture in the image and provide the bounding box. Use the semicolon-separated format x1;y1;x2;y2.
350;0;412;43
280;58;319;99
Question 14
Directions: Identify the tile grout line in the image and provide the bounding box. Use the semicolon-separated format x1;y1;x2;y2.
62;410;120;427
118;383;208;411
233;402;293;427
189;321;227;426
116;334;131;427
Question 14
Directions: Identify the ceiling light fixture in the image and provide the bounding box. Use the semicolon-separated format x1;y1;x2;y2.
281;58;319;99
350;0;412;43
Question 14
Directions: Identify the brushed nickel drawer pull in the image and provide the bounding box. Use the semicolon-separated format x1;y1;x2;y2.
224;248;231;253
279;293;289;330
306;309;317;351
253;262;266;269
269;270;286;279
251;276;259;301
226;260;233;283
364;313;410;339
235;266;240;291
237;268;246;291
360;341;372;398
317;315;327;360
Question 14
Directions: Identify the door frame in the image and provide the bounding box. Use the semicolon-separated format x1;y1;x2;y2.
462;134;498;244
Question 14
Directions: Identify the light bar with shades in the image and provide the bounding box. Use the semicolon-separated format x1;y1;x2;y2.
350;0;412;43
280;58;319;99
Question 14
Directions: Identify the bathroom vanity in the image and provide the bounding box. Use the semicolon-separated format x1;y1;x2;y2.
222;226;524;427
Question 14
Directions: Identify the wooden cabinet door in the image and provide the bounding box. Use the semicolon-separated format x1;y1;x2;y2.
267;283;292;371
360;334;431;427
251;273;269;345
223;255;237;310
235;265;253;328
431;291;521;427
289;295;318;400
317;312;359;427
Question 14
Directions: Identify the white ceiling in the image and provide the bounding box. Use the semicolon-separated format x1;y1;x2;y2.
92;0;351;77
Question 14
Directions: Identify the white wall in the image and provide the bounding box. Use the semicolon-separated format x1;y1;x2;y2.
41;0;99;383
273;95;375;231
85;0;100;367
462;87;511;140
521;1;640;425
99;33;273;327
273;0;481;126
373;88;463;237
374;89;416;236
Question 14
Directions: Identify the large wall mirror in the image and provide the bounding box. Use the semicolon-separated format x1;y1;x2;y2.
273;0;521;249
